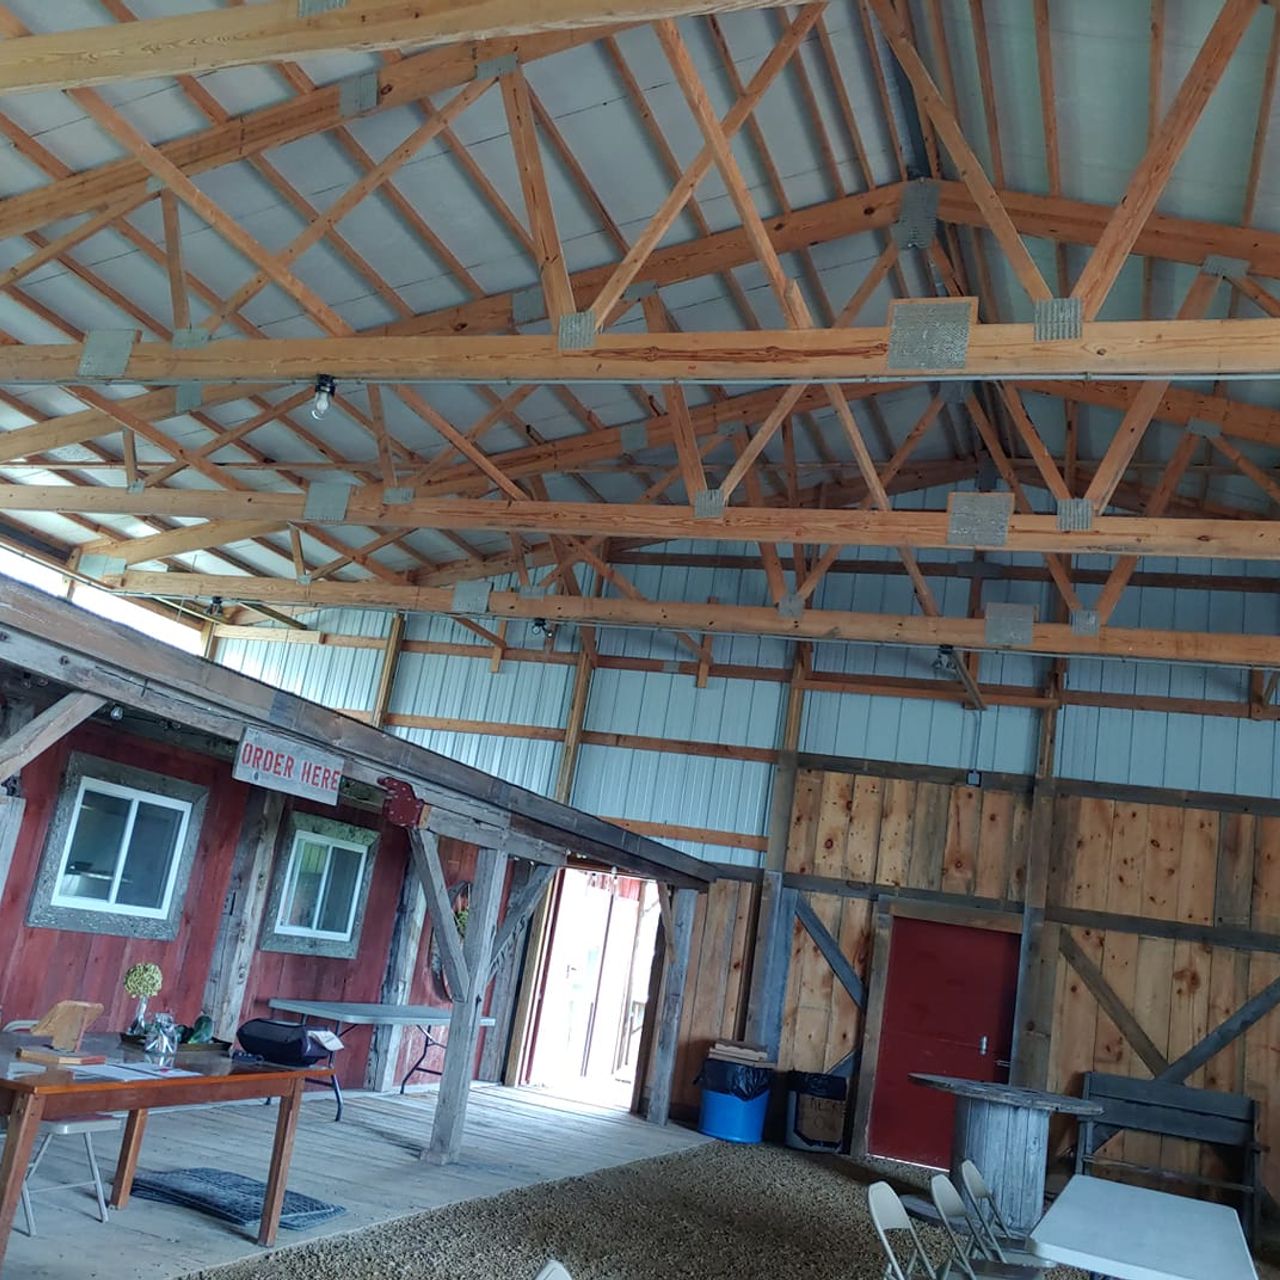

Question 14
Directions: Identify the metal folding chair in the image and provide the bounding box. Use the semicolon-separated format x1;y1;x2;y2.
535;1263;574;1280
868;1181;940;1280
1;1019;120;1235
957;1160;1049;1269
928;1175;1042;1280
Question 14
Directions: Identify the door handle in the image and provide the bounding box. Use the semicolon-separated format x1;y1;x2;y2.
978;1035;988;1056
996;1059;1011;1068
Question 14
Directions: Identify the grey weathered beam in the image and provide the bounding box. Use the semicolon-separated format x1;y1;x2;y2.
1058;929;1170;1077
1158;972;1280;1084
407;828;468;998
202;790;286;1041
1010;783;1057;1088
0;691;105;781
488;863;555;982
745;874;797;1058
795;893;866;1007
425;807;566;868
426;846;507;1164
0;577;705;884
648;887;697;1126
0;795;25;912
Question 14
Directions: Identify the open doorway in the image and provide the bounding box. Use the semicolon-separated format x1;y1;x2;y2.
523;868;660;1109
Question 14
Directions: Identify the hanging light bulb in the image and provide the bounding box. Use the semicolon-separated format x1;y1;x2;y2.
311;374;336;420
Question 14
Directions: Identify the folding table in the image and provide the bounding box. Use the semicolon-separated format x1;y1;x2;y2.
267;999;496;1118
1029;1174;1257;1280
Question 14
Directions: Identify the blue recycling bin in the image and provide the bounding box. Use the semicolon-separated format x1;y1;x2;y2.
697;1056;773;1143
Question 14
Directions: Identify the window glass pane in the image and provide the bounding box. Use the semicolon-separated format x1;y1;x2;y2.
317;845;363;936
283;839;329;929
116;802;184;909
59;788;130;902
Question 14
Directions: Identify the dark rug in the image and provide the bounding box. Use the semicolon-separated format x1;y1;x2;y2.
131;1167;345;1231
183;1143;1101;1279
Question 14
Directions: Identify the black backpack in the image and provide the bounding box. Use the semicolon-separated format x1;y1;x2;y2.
236;1018;333;1067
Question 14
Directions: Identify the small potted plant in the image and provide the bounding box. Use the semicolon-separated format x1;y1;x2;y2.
124;962;163;1035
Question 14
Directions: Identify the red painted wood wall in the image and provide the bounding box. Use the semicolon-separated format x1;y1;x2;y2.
240;798;410;1090
0;722;249;1032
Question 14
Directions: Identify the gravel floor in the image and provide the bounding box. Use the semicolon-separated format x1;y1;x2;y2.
184;1142;1113;1280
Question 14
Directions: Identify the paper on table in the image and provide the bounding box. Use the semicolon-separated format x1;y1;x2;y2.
73;1062;200;1081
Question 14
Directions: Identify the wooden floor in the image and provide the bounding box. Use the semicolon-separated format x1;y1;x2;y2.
4;1085;708;1279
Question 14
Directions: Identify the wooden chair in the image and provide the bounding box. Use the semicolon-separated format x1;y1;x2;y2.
1;1019;119;1235
868;1181;939;1280
928;1175;1042;1280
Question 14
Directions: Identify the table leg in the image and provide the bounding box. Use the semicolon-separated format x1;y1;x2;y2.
259;1079;302;1248
0;1093;45;1271
399;1028;438;1094
110;1108;149;1209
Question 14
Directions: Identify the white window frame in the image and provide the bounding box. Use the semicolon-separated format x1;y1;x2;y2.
49;775;193;921
274;828;371;943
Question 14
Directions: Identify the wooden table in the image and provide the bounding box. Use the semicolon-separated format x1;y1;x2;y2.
0;1031;329;1274
910;1073;1102;1234
1030;1174;1258;1280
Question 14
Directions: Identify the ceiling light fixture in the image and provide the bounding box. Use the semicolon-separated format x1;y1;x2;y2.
311;374;336;420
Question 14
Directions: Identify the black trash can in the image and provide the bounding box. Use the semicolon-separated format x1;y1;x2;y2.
784;1070;848;1152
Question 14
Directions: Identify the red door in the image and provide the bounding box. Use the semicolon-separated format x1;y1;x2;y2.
867;917;1020;1168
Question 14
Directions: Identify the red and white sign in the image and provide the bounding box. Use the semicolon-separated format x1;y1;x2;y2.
234;727;344;805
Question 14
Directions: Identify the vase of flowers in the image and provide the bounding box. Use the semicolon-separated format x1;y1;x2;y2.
124;962;163;1035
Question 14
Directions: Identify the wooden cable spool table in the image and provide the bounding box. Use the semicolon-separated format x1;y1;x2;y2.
909;1073;1102;1234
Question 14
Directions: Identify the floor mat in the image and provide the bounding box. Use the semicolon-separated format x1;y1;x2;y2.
131;1167;345;1231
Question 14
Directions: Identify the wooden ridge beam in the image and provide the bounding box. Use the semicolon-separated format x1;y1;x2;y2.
0;2;794;94
110;570;1280;667
8;486;1280;559
15;316;1280;386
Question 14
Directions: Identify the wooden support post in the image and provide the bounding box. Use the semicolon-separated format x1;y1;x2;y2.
647;886;697;1126
0;794;25;908
370;611;406;728
426;845;507;1164
202;789;286;1040
366;839;428;1093
745;645;806;1055
0;692;105;782
408;827;468;997
1010;781;1058;1088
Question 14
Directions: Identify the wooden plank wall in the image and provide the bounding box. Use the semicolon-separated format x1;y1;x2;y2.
650;877;757;1116
1047;795;1280;1197
762;767;1280;1200
779;768;1032;1073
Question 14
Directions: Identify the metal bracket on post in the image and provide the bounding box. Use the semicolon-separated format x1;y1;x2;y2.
777;593;804;621
1055;497;1094;531
475;52;518;80
511;285;546;328
619;422;648;454
1188;417;1222;439
1202;254;1249;281
174;383;203;414
622;280;658;303
383;487;414;505
693;488;725;520
890;179;939;249
451;581;492;613
302;483;352;523
1033;297;1082;341
938;380;971;405
171;328;210;350
557;311;597;350
78;330;136;379
886;299;972;371
984;603;1036;647
77;554;128;579
338;71;381;119
298;0;347;14
1070;608;1100;637
947;491;1014;548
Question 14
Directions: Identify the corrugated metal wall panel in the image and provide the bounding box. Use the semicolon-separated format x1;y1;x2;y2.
215;608;389;715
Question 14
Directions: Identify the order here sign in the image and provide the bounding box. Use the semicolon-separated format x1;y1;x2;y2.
234;727;344;805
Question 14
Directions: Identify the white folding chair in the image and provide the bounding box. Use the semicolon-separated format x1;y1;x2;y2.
929;1175;1042;1280
958;1161;1048;1269
535;1263;574;1280
1;1019;119;1236
869;1181;939;1280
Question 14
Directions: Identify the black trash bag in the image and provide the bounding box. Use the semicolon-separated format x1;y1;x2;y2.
696;1056;774;1101
789;1070;847;1101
